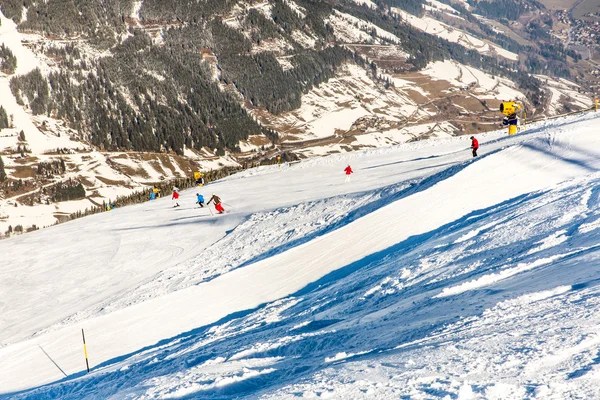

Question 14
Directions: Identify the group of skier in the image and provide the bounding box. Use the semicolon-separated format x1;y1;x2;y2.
194;192;225;213
342;135;479;182
167;186;225;213
158;135;479;213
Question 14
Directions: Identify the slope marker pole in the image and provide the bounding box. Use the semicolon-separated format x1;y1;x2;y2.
82;329;90;373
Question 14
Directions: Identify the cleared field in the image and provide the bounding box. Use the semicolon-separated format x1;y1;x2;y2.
484;19;532;46
573;0;600;18
538;0;579;10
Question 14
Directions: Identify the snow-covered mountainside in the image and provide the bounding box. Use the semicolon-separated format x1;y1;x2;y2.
0;0;597;238
1;111;600;398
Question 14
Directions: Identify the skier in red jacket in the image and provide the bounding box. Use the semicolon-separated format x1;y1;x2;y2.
470;136;479;157
172;187;180;207
344;164;353;183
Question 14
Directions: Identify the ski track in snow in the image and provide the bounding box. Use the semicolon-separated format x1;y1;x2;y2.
3;113;600;398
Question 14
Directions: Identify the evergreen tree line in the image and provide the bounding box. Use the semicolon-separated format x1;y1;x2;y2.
139;0;238;22
0;177;37;199
2;224;39;238
0;0;33;23
470;0;542;22
44;44;86;70
246;8;284;44
10;68;50;115
48;180;86;202
211;20;355;114
0;44;17;74
3;0;131;39
292;0;336;39
138;0;333;41
9;29;265;155
376;0;426;17
37;159;67;177
272;0;305;34
7;12;358;152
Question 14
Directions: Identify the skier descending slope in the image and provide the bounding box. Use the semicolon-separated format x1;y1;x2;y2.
196;193;205;208
471;136;479;157
344;164;353;183
207;193;225;214
172;187;180;207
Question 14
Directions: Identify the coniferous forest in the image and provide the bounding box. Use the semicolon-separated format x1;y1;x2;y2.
0;0;578;154
0;44;17;74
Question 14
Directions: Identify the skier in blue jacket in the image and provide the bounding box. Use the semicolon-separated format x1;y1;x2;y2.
196;193;205;207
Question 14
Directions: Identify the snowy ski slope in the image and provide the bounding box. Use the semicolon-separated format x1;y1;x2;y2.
2;113;600;398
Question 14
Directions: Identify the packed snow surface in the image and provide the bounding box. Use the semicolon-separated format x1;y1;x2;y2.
2;113;600;398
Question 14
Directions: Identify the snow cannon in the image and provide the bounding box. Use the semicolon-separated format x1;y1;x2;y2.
499;101;520;116
499;101;521;135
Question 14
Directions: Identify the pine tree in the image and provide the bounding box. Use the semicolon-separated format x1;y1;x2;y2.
0;106;8;130
0;156;7;182
0;44;17;74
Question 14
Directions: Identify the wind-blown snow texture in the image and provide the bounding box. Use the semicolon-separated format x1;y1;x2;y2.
3;113;600;399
